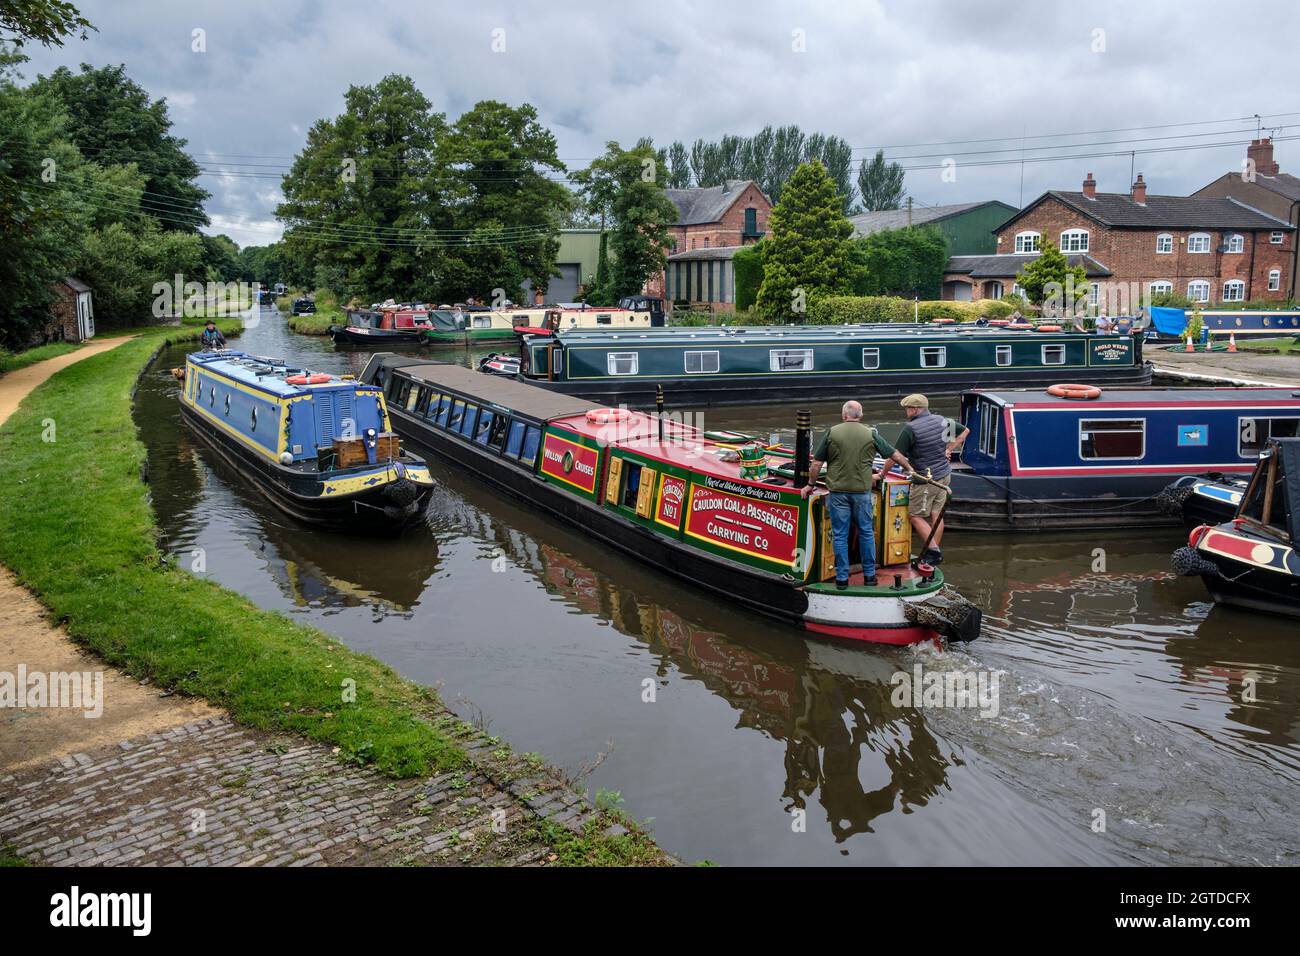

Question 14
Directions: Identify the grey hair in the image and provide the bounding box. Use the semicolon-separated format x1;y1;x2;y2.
842;400;863;420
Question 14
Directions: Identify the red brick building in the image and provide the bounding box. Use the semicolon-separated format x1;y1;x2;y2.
46;277;95;344
660;180;771;310
990;172;1294;310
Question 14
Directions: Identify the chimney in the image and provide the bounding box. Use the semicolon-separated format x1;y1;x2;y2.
1082;172;1097;200
1130;173;1146;205
1247;138;1280;176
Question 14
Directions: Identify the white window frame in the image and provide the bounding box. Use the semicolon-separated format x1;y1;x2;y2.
1011;283;1027;300
979;401;1000;456
1187;280;1211;303
769;348;814;372
1270;231;1284;245
607;352;639;376
1060;229;1089;253
1014;231;1040;254
919;346;947;369
1221;280;1245;302
862;347;880;370
1225;233;1244;254
1079;419;1146;461
1238;416;1300;457
1155;233;1174;254
684;350;720;374
1149;280;1173;295
995;345;1012;367
1268;269;1281;292
1041;344;1067;366
1187;233;1211;254
472;316;493;328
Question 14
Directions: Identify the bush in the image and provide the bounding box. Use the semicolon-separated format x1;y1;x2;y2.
733;242;764;311
808;296;1018;324
1150;291;1193;310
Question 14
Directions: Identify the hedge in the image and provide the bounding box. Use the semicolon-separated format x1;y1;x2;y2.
807;296;1021;324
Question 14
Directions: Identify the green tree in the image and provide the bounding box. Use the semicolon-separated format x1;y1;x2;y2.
686;126;855;211
29;63;209;230
200;233;241;282
756;161;854;321
666;141;691;188
732;240;764;311
850;226;947;298
1015;239;1089;312
856;149;905;211
0;0;93;47
572;141;678;303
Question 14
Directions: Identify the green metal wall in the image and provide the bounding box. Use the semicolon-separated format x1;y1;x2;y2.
938;203;1017;256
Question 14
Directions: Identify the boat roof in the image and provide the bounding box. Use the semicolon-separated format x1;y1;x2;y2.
969;386;1300;408
547;324;1093;346
374;357;598;421
187;351;375;397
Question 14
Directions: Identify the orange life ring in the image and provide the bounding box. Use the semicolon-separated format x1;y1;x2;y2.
586;407;631;424
286;373;332;385
1034;324;1062;332
1047;383;1102;400
931;317;956;324
1006;322;1034;330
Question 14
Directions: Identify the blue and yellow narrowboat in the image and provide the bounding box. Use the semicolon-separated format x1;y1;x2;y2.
177;350;434;531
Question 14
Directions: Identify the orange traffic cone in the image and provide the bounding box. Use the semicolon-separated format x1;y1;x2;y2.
1185;333;1194;352
1228;332;1237;353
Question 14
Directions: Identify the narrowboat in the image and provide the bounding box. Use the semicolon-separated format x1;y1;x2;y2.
1148;306;1300;341
290;297;316;316
331;308;433;346
513;324;1153;407
479;352;521;376
948;386;1300;531
360;355;983;646
177;350;434;530
422;300;666;344
1155;473;1250;530
1173;438;1300;619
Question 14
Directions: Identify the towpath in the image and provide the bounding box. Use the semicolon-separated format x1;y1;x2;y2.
1151;347;1300;387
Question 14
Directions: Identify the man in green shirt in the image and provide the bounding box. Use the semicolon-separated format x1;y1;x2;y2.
801;400;912;589
893;394;969;565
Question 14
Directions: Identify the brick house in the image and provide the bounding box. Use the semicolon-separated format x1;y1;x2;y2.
989;172;1294;310
1193;138;1300;299
660;180;771;311
942;253;1111;301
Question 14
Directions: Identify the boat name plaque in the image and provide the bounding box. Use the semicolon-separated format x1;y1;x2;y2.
685;482;799;565
540;433;600;494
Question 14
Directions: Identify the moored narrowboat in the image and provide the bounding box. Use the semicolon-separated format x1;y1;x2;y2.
361;355;983;646
1148;306;1300;341
1173;437;1300;619
950;386;1300;530
422;300;666;344
178;350;434;530
1154;473;1250;530
514;324;1153;407
331;308;433;346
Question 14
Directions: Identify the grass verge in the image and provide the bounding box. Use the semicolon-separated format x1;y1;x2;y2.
0;324;464;777
1238;335;1300;355
0;342;80;376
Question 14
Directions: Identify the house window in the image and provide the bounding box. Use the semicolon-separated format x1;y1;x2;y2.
986;281;1004;299
1188;280;1211;303
743;207;758;237
1270;231;1284;245
1188;233;1211;253
1239;417;1300;456
769;349;814;372
979;401;1000;455
684;350;720;374
1011;283;1026;300
862;347;880;370
1014;231;1040;253
1222;280;1245;302
607;352;639;375
1225;233;1244;254
995;345;1012;366
1080;419;1145;459
1149;280;1173;295
920;346;947;368
1156;233;1173;254
1041;345;1066;365
1268;269;1281;292
1060;229;1089;253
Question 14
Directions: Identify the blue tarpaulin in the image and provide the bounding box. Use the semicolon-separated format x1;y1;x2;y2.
1149;306;1187;337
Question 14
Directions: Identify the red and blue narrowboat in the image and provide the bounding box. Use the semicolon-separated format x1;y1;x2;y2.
330;308;434;346
177;350;434;530
1174;437;1300;619
949;385;1300;530
361;354;982;646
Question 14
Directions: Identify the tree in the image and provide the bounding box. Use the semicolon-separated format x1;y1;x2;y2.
29;63;209;230
850;226;947;298
200;233;241;283
0;0;93;47
732;241;764;311
684;126;855;210
666;141;691;188
1015;239;1089;312
856;149;905;212
756;162;854;321
572;141;678;303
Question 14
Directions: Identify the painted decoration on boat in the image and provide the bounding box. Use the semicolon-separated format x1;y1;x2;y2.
656;474;687;529
539;432;599;495
1178;425;1208;447
684;482;800;567
1089;339;1133;364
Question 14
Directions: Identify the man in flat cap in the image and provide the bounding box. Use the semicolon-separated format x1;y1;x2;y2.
894;394;968;565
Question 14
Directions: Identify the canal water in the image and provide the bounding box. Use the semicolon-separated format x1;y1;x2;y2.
132;309;1300;866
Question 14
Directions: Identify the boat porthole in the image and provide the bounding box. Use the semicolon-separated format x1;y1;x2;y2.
208;386;215;406
1235;318;1242;326
250;407;258;431
1264;317;1271;326
224;394;231;415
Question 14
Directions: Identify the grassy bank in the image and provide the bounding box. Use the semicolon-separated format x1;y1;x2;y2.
282;288;343;335
0;342;80;376
1239;336;1300;355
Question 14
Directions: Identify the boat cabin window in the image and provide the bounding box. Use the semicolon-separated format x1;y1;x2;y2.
979;402;1000;456
208;385;216;407
685;350;720;374
862;348;880;370
620;461;648;511
920;346;947;369
770;349;814;372
472;316;493;329
250;407;258;431
434;394;452;426
447;399;466;433
995;345;1012;367
596;313;612;325
520;426;541;466
224;394;231;415
505;420;526;457
414;387;432;416
404;386;420;412
1080;419;1145;460
1239;417;1300;457
1041;345;1066;366
474;409;494;445
607;352;639;375
487;413;510;451
459;403;479;438
393;377;413;407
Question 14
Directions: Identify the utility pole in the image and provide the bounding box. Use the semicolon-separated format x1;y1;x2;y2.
906;196;913;227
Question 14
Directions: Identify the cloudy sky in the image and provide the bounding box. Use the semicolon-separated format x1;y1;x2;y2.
15;0;1300;247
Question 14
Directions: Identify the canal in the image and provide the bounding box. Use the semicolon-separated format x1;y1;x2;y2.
131;309;1300;865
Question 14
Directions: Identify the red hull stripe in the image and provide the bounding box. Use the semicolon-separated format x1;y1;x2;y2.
804;621;936;646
